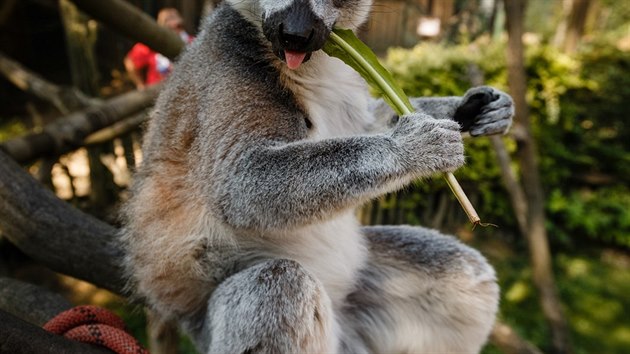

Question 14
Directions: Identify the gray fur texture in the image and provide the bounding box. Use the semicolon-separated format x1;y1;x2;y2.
120;1;512;353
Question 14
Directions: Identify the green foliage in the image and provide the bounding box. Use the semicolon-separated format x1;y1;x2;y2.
386;43;475;97
480;248;630;354
324;29;414;115
534;43;630;247
598;0;630;36
0;118;27;142
557;252;630;354
382;36;630;247
107;300;199;353
548;187;630;247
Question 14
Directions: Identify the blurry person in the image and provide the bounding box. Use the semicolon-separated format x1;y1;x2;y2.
124;8;193;90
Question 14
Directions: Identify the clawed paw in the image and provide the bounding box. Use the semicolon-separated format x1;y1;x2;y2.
455;86;514;137
393;113;465;175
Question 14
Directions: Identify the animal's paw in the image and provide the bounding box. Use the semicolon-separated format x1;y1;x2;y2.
392;113;465;175
454;86;514;137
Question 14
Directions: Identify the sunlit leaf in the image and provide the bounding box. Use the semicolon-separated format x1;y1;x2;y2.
323;29;482;226
323;29;413;115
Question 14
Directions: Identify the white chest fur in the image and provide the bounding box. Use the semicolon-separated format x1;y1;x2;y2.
284;52;374;140
265;212;368;308
261;54;373;309
275;54;372;305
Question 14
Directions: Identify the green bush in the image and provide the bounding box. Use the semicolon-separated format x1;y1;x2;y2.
382;37;630;248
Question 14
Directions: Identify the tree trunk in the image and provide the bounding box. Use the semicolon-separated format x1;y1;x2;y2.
504;1;573;353
554;0;592;53
60;0;119;211
491;321;544;354
181;0;205;35
490;135;528;236
563;0;591;53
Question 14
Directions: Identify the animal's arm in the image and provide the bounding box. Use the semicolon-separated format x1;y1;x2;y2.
369;86;513;137
216;114;463;230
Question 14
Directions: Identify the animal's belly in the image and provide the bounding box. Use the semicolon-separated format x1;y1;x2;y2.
267;212;368;308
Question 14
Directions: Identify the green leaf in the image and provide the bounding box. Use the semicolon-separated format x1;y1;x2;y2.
322;28;483;226
323;29;414;116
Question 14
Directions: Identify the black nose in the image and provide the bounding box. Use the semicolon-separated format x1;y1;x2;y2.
262;2;330;53
279;23;315;50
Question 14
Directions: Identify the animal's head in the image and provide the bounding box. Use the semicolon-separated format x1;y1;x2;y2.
226;0;373;69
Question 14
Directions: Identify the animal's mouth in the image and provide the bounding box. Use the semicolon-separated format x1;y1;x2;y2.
262;3;330;70
278;50;311;70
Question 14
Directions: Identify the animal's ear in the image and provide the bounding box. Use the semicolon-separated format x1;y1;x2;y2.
330;0;373;29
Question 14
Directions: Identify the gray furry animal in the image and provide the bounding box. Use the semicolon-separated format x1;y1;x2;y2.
121;0;514;353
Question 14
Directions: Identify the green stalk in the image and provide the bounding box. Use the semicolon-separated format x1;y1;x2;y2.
328;32;413;114
324;29;482;226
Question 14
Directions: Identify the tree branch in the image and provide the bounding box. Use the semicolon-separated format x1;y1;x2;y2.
69;0;184;60
0;149;125;295
84;110;149;146
0;52;95;114
490;321;544;354
0;85;159;164
0;309;114;354
0;277;72;326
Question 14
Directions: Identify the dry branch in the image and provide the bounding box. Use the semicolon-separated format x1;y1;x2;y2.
0;277;72;326
490;135;528;235
0;309;113;354
85;110;149;146
0;85;159;164
0;52;95;114
0;149;125;294
69;0;184;60
491;321;544;354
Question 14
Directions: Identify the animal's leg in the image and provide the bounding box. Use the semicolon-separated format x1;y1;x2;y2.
339;225;499;354
199;259;336;354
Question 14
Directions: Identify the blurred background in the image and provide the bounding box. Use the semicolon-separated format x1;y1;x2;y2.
0;0;628;353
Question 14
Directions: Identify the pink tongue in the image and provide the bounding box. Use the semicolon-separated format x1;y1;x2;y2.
284;50;307;70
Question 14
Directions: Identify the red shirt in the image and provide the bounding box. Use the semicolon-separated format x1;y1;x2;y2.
126;43;171;85
126;33;193;86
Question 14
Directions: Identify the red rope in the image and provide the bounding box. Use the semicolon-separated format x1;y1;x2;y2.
43;305;148;354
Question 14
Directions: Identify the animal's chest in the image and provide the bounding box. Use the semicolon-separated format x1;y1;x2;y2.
290;57;373;140
261;212;368;308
